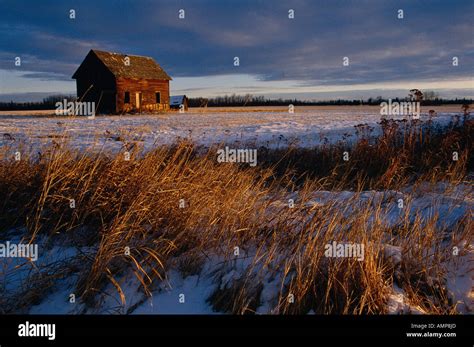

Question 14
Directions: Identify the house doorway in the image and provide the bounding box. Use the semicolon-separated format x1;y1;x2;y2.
135;92;142;111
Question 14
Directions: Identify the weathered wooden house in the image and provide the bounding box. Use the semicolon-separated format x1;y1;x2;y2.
170;95;189;111
72;49;172;114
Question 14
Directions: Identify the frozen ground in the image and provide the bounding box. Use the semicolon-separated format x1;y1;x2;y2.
2;183;472;315
0;108;471;314
0;109;459;151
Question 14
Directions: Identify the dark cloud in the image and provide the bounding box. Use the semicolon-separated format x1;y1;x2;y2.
0;0;473;90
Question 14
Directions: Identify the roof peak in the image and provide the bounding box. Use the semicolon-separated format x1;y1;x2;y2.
91;49;153;59
73;49;172;81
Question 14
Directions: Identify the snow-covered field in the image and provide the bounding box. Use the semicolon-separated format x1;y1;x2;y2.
0;108;458;151
0;107;472;315
2;183;472;315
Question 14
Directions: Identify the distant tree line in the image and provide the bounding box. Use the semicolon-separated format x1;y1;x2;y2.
187;93;473;108
0;94;76;110
1;91;472;110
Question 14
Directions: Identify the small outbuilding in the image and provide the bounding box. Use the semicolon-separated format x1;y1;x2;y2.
170;95;189;111
72;49;172;114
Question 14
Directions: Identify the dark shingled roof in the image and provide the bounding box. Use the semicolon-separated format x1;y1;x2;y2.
75;49;172;80
170;95;187;106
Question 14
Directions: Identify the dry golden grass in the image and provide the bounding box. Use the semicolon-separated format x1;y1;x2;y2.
0;118;472;314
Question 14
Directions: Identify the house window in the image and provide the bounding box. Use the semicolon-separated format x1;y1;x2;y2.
124;91;130;104
155;92;161;104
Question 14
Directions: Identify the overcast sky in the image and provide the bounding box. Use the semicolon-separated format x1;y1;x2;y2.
0;0;473;101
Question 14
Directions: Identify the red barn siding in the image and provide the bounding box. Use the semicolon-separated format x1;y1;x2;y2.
72;50;172;114
116;78;170;113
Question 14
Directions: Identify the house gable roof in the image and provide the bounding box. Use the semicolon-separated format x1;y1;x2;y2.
72;49;172;80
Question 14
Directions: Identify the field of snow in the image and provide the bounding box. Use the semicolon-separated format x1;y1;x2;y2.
2;183;472;315
0;106;471;315
0;107;459;151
